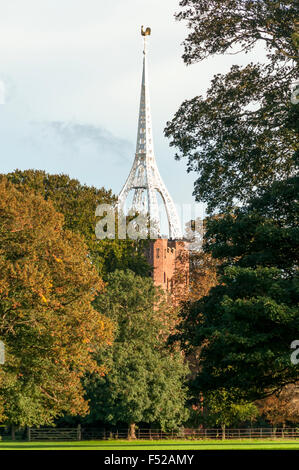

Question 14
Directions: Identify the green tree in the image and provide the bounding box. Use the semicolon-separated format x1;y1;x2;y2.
201;390;258;439
165;0;298;212
175;175;299;401
3;170;151;278
84;270;189;437
0;178;114;429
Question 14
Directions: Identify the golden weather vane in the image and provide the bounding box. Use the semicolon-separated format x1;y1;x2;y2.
141;26;151;36
141;26;151;55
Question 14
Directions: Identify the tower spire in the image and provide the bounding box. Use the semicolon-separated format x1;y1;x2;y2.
117;27;182;239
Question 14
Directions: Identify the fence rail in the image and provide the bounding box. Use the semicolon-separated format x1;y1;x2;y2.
29;427;79;441
25;426;299;442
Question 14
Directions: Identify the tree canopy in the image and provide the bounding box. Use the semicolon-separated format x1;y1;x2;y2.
3;170;151;278
0;178;113;427
257;383;299;427
84;270;189;436
174;175;299;401
165;0;299;212
176;0;298;64
199;390;258;439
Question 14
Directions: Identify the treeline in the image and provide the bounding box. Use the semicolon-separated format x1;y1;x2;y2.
0;0;298;437
0;170;189;436
165;0;299;434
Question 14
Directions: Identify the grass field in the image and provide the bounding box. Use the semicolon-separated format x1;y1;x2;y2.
1;439;299;450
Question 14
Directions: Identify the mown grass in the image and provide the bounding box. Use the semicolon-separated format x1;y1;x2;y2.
1;439;299;450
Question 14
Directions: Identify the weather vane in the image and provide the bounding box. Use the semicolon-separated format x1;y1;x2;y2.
141;25;151;54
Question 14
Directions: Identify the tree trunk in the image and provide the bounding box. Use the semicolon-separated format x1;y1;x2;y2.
128;423;136;440
221;424;226;440
282;423;286;439
11;424;16;441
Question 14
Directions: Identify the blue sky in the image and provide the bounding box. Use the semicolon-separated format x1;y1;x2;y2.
0;0;263;218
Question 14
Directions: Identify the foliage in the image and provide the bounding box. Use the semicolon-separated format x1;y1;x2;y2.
201;390;258;432
257;384;299;426
165;0;299;212
173;175;299;401
171;219;219;305
0;178;114;427
84;270;189;432
3;170;151;278
205;177;298;272
176;0;298;63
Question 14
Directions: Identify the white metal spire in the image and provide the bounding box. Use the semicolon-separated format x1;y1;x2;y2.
117;27;182;239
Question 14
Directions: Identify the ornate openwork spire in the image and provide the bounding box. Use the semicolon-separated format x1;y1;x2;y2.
117;27;182;239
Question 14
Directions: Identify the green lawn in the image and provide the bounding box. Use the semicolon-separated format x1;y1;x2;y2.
1;439;299;450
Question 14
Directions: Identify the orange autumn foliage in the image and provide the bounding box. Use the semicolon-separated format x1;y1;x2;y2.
257;384;299;427
0;178;114;426
171;247;218;306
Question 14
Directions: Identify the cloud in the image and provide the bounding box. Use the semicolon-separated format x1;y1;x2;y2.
36;120;134;165
0;118;135;194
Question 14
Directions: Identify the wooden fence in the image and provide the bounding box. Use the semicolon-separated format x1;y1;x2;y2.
26;426;299;441
28;427;79;441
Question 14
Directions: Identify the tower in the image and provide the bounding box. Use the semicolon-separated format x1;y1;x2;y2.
117;26;182;240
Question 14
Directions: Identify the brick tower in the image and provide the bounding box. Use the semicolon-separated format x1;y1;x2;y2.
146;239;189;294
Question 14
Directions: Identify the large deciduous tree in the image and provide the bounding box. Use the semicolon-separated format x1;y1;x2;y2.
0;178;114;428
165;0;298;212
84;270;189;437
174;174;299;401
3;170;151;278
257;383;299;430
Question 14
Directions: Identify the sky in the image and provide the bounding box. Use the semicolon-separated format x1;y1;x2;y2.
0;0;263;229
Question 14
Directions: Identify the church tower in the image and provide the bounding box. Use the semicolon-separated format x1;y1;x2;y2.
117;27;188;293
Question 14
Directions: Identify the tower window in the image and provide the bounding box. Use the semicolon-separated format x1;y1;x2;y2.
164;272;166;283
156;248;160;258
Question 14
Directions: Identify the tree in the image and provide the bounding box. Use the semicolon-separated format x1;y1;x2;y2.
0;178;114;429
165;0;298;212
200;390;258;439
3;170;151;278
171;218;219;305
174;174;299;402
170;219;219;384
171;249;218;305
84;270;189;437
257;384;299;432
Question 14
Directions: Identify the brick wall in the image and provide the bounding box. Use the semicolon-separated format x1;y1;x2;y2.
146;239;189;293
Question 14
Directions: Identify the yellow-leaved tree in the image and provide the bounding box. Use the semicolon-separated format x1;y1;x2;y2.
0;178;114;430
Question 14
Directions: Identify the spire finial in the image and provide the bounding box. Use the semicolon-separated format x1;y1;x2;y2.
141;25;151;55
